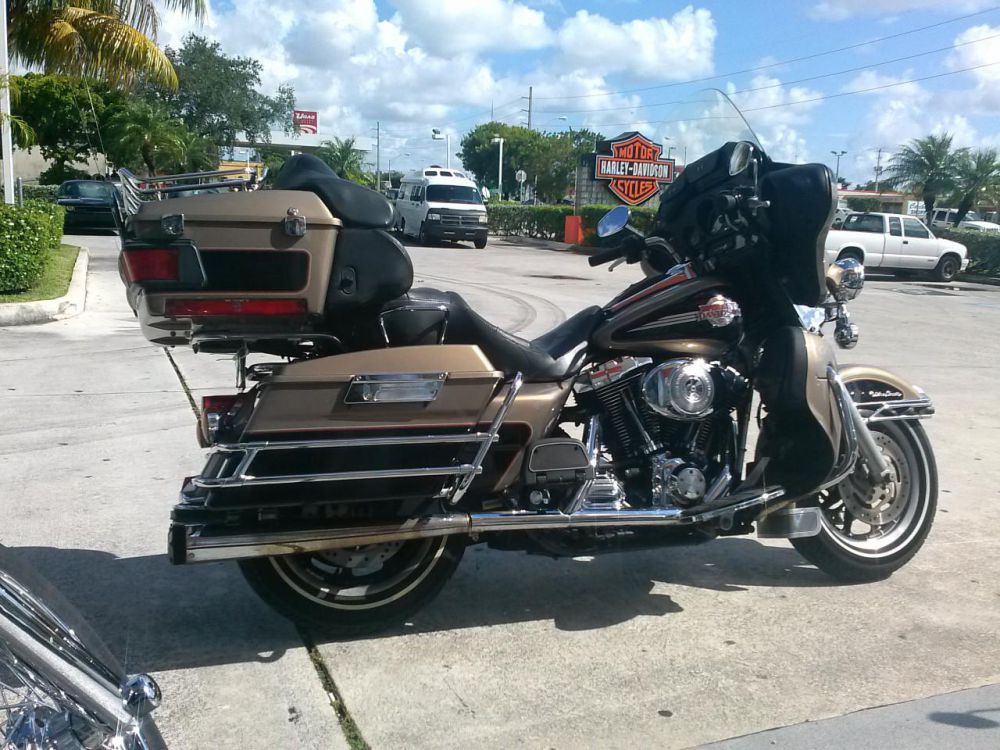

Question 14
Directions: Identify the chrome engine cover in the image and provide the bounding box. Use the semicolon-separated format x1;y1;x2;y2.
642;358;717;420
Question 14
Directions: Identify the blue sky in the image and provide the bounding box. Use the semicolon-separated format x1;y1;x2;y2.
159;0;1000;183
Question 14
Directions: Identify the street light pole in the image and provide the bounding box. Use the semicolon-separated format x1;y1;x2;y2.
1;0;15;204
431;128;451;169
491;136;504;200
830;150;847;184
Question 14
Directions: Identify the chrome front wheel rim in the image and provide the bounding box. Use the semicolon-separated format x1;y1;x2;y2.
817;423;931;558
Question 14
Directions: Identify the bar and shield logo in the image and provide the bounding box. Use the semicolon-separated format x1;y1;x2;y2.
595;132;675;205
293;110;319;134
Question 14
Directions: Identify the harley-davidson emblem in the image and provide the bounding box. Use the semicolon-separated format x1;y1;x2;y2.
595;133;676;205
698;296;741;327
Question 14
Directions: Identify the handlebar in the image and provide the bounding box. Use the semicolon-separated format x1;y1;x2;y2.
588;244;625;267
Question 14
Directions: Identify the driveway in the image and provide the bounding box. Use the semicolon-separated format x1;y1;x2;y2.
1;234;998;749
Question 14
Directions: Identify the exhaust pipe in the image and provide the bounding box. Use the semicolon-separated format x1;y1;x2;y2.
171;489;783;564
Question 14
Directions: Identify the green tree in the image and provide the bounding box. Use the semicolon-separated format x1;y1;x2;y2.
7;0;206;91
845;196;881;212
523;128;603;202
951;148;1000;225
256;144;293;175
315;138;366;184
166;129;218;173
105;101;184;175
460;122;543;200
156;35;295;147
884;134;963;223
11;74;124;183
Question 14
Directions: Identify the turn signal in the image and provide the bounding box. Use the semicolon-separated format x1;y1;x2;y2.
122;248;179;282
165;298;308;317
199;394;243;446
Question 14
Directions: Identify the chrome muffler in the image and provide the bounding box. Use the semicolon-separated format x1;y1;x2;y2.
171;489;783;564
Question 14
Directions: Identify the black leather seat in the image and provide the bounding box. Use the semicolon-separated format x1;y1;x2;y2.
272;154;394;230
383;288;604;381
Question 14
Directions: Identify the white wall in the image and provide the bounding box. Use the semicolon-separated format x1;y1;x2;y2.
0;147;107;185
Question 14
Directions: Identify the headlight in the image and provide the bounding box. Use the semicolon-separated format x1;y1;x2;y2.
426;212;441;221
477;214;488;224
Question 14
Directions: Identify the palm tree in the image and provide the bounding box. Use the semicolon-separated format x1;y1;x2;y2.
952;148;1000;225
168;129;217;173
105;102;183;175
315;137;366;184
7;0;206;91
883;134;964;223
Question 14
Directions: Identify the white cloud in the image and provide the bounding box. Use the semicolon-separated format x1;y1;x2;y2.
946;24;1000;111
728;76;823;162
557;7;716;81
808;0;992;21
388;0;553;55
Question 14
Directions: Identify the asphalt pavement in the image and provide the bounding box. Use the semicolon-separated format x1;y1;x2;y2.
1;233;998;749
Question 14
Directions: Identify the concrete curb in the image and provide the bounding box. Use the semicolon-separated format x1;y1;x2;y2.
0;248;89;326
490;235;597;255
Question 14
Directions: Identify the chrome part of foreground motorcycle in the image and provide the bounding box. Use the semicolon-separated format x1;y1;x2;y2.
172;486;786;564
0;568;161;749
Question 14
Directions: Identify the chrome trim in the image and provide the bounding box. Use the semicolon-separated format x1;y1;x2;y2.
450;372;523;504
756;507;822;538
824;366;891;488
194;464;481;489
859;396;935;423
118;166;257;215
344;372;447;404
213;432;498;454
175;486;786;563
575;356;652;393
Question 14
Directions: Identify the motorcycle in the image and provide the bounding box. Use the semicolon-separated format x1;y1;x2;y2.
0;545;164;748
117;92;936;635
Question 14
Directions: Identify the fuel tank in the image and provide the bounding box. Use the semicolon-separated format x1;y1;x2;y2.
590;264;742;358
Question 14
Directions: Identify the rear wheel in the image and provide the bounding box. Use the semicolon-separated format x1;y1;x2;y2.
792;420;936;582
933;254;961;282
238;535;466;635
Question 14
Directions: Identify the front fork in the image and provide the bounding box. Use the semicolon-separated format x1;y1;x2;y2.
826;366;892;486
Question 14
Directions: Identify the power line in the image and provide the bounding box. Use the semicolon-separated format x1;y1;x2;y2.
534;32;1000;115
564;60;1000;131
532;5;1000;102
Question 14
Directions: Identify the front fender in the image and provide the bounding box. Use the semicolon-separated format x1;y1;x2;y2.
838;365;934;421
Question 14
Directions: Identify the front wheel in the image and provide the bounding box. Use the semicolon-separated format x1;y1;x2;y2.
474;236;488;249
792;419;937;582
238;535;466;635
933;254;961;282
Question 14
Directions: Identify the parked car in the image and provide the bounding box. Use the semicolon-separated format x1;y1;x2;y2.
57;180;122;231
929;208;1000;233
825;212;968;281
396;166;488;248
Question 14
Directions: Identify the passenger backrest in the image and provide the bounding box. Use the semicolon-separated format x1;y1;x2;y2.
273;154;394;230
327;228;414;312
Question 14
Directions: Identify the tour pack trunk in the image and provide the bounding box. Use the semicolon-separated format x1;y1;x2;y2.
122;190;342;348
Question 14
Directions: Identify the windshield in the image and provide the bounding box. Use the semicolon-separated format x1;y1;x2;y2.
426;185;482;204
59;182;113;200
666;89;764;167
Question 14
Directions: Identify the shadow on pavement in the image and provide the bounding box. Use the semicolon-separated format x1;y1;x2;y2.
7;538;837;670
929;709;1000;729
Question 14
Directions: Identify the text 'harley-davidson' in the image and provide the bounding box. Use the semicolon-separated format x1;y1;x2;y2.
118;91;937;635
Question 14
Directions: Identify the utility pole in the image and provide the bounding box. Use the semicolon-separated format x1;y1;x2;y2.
874;146;884;193
522;86;533;129
830;150;847;185
375;121;381;191
491;136;504;200
1;0;15;204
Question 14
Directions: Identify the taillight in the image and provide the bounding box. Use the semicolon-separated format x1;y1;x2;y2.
199;394;245;446
122;248;179;282
165;298;308;317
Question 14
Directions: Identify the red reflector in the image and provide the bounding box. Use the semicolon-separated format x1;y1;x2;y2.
165;298;308;316
202;395;240;415
123;249;179;282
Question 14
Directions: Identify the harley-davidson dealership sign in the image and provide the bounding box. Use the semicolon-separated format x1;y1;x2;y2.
595;132;675;205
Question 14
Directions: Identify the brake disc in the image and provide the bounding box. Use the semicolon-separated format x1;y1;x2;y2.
839;431;910;527
318;540;405;569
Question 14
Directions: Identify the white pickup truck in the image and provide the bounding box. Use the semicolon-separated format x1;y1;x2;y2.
824;212;969;282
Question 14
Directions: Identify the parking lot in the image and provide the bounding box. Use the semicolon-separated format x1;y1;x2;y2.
2;233;999;749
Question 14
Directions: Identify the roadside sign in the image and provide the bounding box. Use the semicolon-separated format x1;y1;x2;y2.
515;169;527;183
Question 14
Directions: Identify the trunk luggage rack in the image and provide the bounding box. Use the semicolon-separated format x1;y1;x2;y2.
192;374;523;504
118;166;260;217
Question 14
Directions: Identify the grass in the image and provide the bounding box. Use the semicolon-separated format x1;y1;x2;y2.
0;244;81;303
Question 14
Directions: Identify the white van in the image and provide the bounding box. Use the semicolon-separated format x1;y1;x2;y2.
929;208;1000;233
396;166;489;248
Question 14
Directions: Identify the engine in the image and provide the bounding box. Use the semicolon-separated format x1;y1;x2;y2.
575;357;746;508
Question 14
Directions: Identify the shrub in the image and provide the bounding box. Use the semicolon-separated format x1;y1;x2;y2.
579;204;658;245
935;228;1000;275
0;200;66;293
21;184;59;203
486;204;572;239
